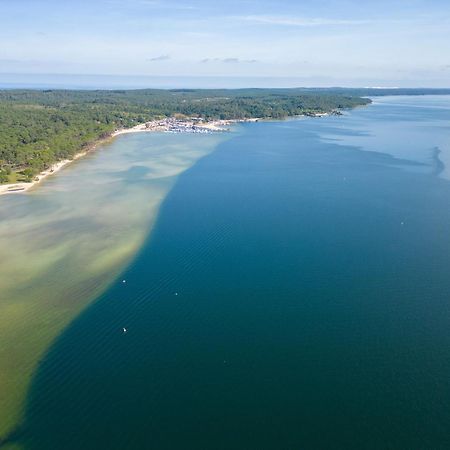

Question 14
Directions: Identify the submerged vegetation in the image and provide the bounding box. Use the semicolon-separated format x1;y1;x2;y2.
0;88;371;183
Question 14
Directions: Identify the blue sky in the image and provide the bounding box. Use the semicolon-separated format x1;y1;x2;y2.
1;0;450;86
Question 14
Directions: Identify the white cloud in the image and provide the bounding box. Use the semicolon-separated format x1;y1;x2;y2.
148;54;171;61
201;57;259;64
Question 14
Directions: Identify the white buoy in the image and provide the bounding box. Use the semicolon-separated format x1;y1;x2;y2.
123;328;127;333
122;280;126;283
175;292;178;296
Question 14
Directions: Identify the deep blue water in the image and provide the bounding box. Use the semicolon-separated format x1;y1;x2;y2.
14;97;450;449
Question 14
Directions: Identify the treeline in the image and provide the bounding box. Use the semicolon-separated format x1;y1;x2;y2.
0;89;371;183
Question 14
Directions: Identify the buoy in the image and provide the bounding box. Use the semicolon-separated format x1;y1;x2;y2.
122;280;126;283
123;328;127;333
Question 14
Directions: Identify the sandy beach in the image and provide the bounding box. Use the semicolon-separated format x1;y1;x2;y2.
0;153;87;196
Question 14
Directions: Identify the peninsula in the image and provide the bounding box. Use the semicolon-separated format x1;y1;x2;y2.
0;88;371;193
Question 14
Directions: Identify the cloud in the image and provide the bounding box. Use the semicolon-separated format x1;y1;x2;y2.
236;15;370;27
148;54;171;62
223;58;240;64
201;58;258;64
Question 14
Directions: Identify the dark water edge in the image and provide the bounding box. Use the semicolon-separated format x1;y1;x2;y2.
13;106;450;449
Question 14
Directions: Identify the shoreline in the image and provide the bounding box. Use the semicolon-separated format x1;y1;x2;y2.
0;152;87;196
0;133;116;196
0;113;328;196
0;117;256;196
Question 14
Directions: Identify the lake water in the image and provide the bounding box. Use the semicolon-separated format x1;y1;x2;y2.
2;96;450;449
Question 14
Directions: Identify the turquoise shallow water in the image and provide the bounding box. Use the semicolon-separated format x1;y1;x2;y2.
10;96;450;449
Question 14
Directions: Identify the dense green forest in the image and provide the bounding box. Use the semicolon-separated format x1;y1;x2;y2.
0;89;371;183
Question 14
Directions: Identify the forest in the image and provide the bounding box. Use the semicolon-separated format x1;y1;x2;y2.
0;88;371;183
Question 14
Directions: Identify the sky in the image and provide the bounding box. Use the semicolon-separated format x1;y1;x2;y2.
1;0;450;87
